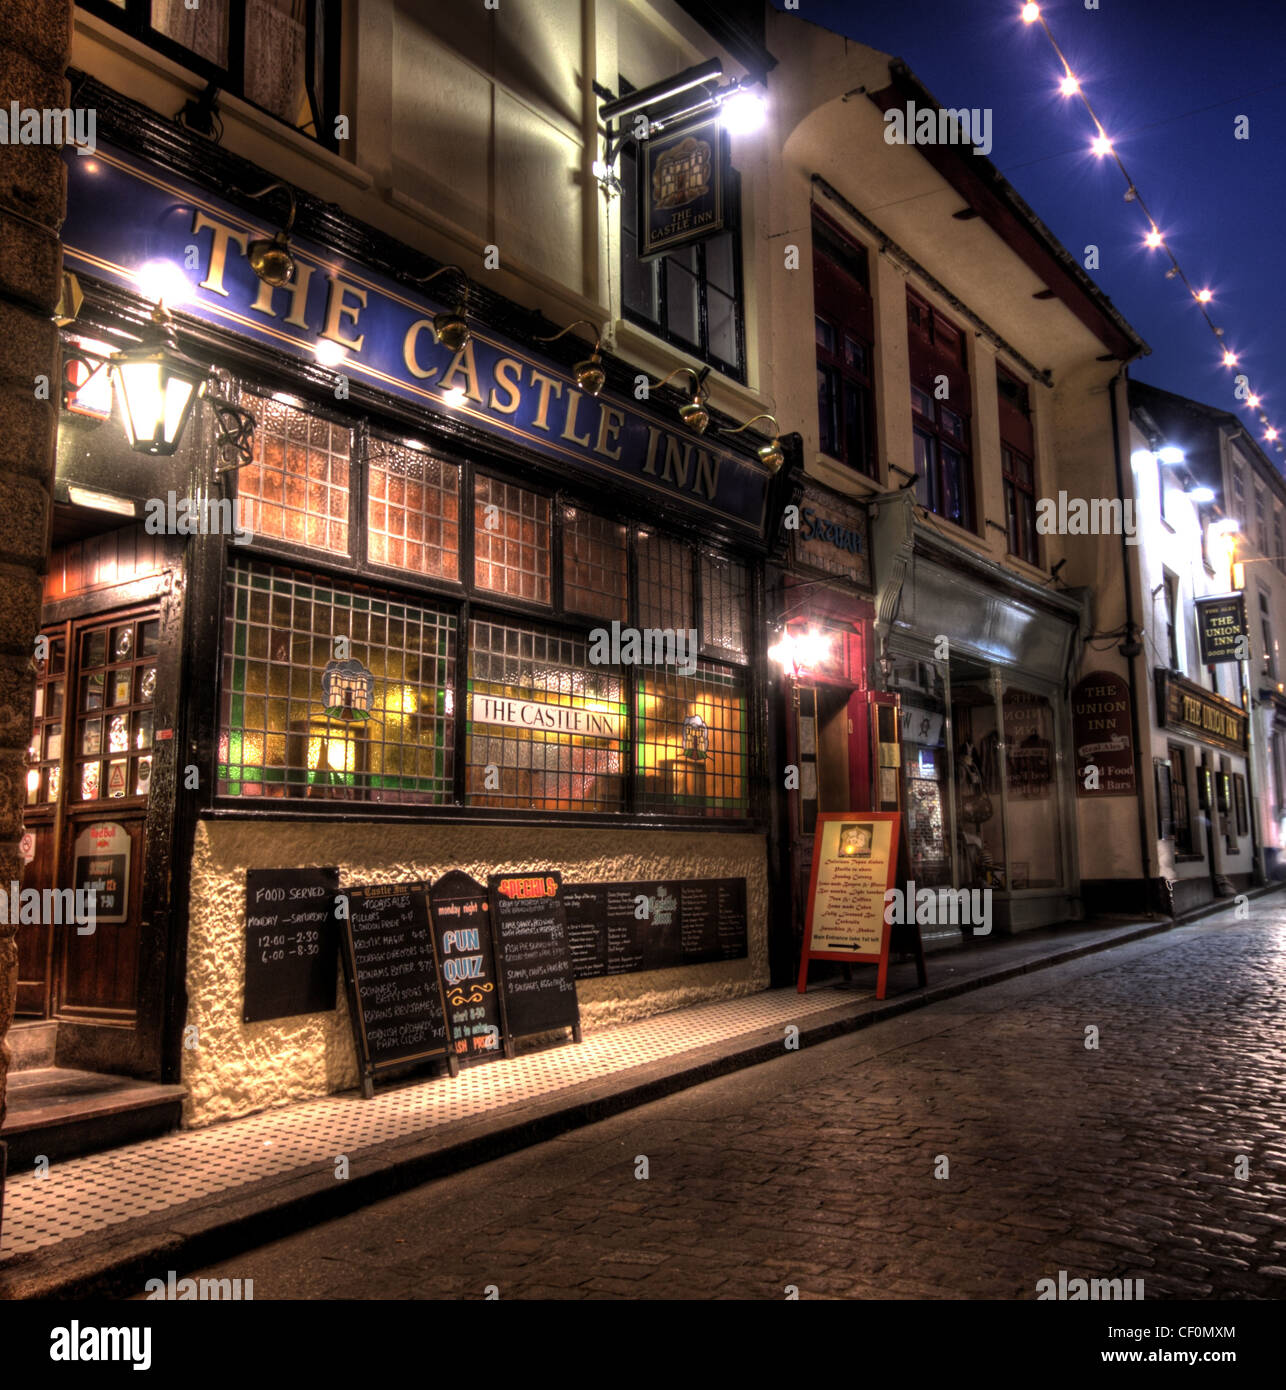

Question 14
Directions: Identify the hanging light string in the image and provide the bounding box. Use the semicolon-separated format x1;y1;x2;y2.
1019;3;1282;453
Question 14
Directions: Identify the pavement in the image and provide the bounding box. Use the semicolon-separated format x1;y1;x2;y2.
0;890;1277;1299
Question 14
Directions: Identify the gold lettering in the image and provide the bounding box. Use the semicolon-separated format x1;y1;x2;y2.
402;319;440;380
642;426;664;476
594;405;625;461
661;436;691;489
489;357;523;414
322;276;367;352
528;370;564;431
440;339;484;403
561;391;593;448
693;448;720;500
250;260;315;329
192;211;249;298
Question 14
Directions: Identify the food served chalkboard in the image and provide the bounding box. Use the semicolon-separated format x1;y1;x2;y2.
429;870;505;1064
244;867;340;1024
341;880;458;1095
488;871;581;1044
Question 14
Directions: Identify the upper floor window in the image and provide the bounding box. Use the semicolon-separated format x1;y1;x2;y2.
908;291;973;532
1275;503;1285;574
1255;485;1269;553
1231;460;1247;523
1260;589;1276;680
81;0;343;150
998;366;1037;566
619;131;745;382
813;214;876;478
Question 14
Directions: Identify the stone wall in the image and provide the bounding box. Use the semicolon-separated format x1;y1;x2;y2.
181;818;770;1126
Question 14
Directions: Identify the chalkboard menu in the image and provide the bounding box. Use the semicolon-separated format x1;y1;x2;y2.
429;870;505;1064
243;867;339;1024
488;872;581;1042
341;881;456;1091
563;877;748;979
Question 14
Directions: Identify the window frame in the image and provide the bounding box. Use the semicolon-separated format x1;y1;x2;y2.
812;214;877;478
79;0;344;152
907;290;975;533
1167;742;1196;856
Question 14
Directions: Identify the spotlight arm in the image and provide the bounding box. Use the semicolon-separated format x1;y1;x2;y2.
241;180;297;233
535;319;602;354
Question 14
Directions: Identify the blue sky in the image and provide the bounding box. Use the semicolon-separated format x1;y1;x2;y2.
772;0;1286;450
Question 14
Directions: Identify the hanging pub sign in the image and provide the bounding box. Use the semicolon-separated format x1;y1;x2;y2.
1156;670;1248;754
1194;594;1247;665
638;116;727;259
1071;671;1136;796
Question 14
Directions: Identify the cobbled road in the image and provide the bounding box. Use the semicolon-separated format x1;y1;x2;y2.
193;911;1286;1299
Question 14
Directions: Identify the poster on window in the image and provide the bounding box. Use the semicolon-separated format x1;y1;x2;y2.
638;116;727;259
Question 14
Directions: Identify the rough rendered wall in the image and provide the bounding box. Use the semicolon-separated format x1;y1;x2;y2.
182;819;770;1126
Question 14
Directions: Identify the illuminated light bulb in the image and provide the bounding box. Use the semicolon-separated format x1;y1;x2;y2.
1196;288;1213;303
1144;229;1163;249
1248;394;1261;409
313;338;347;368
136;259;192;309
1021;2;1041;22
1059;74;1080;96
1268;428;1280;442
1223;350;1238;367
442;386;468;408
1090;134;1113;157
720;89;767;135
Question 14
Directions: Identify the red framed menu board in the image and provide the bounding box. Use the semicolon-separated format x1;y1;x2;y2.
797;811;903;999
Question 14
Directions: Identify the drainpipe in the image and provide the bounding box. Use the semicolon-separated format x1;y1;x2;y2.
1109;368;1156;912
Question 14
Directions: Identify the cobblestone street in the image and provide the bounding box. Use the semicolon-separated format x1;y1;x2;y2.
190;911;1286;1300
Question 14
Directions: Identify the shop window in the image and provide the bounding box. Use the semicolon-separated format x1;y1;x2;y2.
637;662;748;818
27;633;68;806
889;659;951;887
1000;686;1061;890
1168;743;1194;854
619;133;745;381
366;439;459;581
909;292;973;532
81;0;344;150
73;616;160;803
218;561;455;802
466;619;625;812
638;532;695;631
699;552;749;660
1233;772;1249;837
813;214;876;477
473;477;551;605
237;394;350;555
562;507;628;621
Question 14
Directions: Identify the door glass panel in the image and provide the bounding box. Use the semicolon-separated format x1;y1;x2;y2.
140;620;160;657
81;718;102;756
135;756;153;797
111;625;134;660
1002;686;1063;888
82;630;105;668
108;713;130;753
82;673;104;710
888;658;952;887
80;762;101;800
951;677;1005;889
111;671;132;706
134;711;154;749
71;611;161;805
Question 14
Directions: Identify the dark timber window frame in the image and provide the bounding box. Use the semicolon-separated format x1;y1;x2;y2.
812;211;877;478
908;290;975;533
998;365;1039;566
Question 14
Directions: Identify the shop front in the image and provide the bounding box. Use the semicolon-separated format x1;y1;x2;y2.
870;491;1085;938
19;121;796;1126
768;483;877;972
1152;670;1253;911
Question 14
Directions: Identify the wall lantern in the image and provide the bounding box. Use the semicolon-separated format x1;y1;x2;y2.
412;265;473;351
535;320;606;397
720;412;785;473
681;712;709;761
651;366;709;434
243;182;298;288
767;625;833;678
62;302;257;465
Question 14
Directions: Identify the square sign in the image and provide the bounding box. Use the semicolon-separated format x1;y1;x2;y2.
1195;593;1247;665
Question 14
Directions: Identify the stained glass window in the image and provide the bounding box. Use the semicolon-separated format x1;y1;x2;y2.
699;553;749;659
636;662;748;817
367;439;460;580
562;506;627;620
473;476;551;604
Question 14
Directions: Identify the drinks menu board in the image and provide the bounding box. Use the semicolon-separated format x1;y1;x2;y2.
488;872;581;1042
798;812;901;999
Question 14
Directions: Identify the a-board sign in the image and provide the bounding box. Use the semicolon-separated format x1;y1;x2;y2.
798;812;904;1000
341;880;457;1094
243;867;339;1024
429;870;505;1063
488;871;581;1043
563;878;748;978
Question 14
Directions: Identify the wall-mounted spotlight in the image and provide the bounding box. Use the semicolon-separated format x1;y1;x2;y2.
535;320;606;397
412;265;472;352
719;412;784;472
650;366;709;434
243;182;298;288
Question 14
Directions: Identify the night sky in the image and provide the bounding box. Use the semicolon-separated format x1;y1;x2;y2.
772;0;1286;459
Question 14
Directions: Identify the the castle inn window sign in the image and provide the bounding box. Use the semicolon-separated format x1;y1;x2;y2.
1156;670;1247;754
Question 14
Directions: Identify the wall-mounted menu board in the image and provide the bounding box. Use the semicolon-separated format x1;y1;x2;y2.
244;867;340;1024
488;872;581;1044
429;870;505;1064
562;878;748;979
341;880;458;1095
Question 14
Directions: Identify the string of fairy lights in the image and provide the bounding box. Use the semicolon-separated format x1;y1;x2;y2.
1018;2;1283;455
